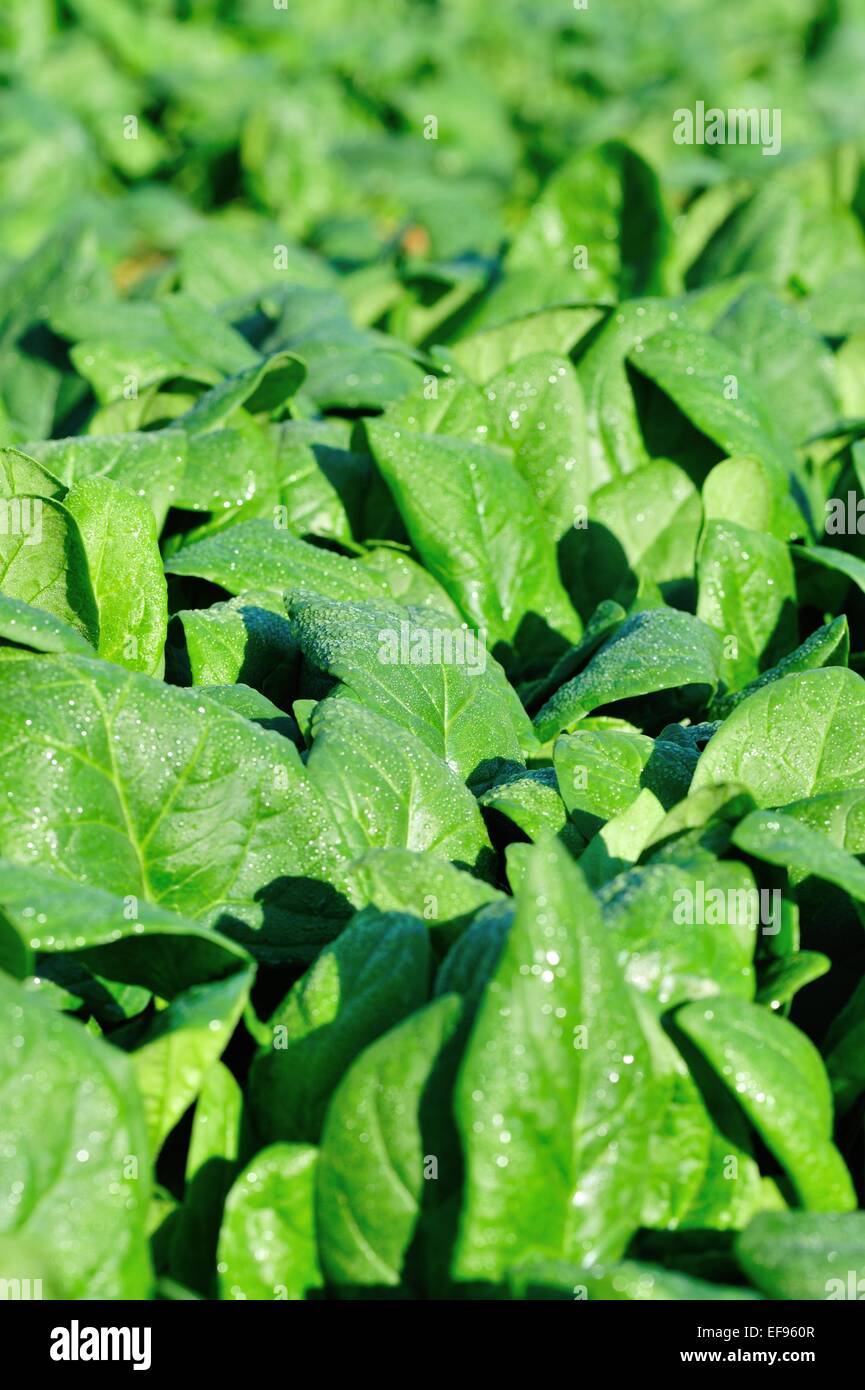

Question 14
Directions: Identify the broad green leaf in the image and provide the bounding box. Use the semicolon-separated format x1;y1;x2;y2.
171;415;278;520
597;860;757;1007
0;445;65;499
644;782;755;855
347;848;504;950
485;354;589;534
578;298;677;485
0;861;249;995
687;183;799;290
697;519;797;690
756;953;831;1011
65;475;167;676
554;723;703;838
291;340;423;412
178;226;334;308
0;972;152;1298
178;351;304;434
691;667;865;806
119;969;252;1152
0;655;352;963
360;547;462;618
271;418;370;546
629;326;795;482
479;767;579;846
306;700;493;875
736;1211;865;1301
506;144;672;302
24;430;187;530
0;495;99;645
681;1096;784;1234
676;996;855;1212
165;519;390;602
575;459;701;615
317;994;463;1293
637;1003;712;1231
713;284;839;448
59;293;258;404
287;593;526;787
178;592;298;698
795;542;865;599
249;908;431;1145
365;421;581;674
454;836;655;1282
194;684;298;740
218;1144;323;1301
555;728;653;831
383;371;493;443
450;307;602;383
534;608;720;742
702;454;806;544
710;616;849;719
732;808;865;904
0;592;92;657
779;787;865;853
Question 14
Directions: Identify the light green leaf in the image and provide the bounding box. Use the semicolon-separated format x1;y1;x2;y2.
347;848;504;951
0;655;352;963
288;593;526;787
120;969;252;1152
306;699;493;874
178;592;297;698
697;518;797;689
629;325;795;482
0;972;152;1298
480;766;580;848
736;1211;865;1300
702;454;806;544
454;836;655;1281
732;808;865;903
218;1144;322;1301
0;495;99;645
366;421;581;674
0;592;93;657
485;353;589;535
65;475;167;676
317;994;463;1293
165;519;390;601
676;996;855;1212
0;861;249;995
691;667;865;807
249;908;431;1145
534;608;720;742
24;430;187;530
598;860;757;1007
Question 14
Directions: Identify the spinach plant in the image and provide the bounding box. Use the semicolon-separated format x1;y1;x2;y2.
2;0;865;1304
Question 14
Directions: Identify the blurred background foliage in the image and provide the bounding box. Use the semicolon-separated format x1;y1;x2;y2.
1;0;865;441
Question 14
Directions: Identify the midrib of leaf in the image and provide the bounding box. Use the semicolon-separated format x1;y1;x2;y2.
807;676;846;798
87;673;152;899
370;1079;418;1216
336;1193;401;1284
